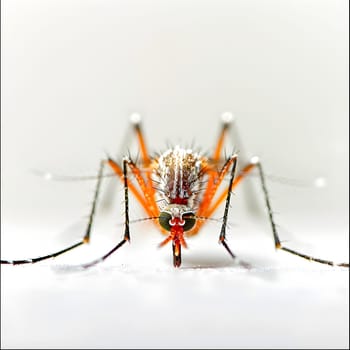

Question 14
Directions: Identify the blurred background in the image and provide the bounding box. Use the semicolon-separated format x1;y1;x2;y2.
1;0;349;348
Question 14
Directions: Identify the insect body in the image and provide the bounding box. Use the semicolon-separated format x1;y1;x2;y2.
1;115;349;268
154;146;205;266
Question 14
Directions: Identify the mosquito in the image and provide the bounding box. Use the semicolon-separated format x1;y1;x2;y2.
1;114;349;268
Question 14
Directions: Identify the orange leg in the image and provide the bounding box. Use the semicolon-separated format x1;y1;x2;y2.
189;153;240;260
107;158;148;213
131;115;151;165
107;158;159;218
102;115;158;219
204;162;256;221
189;160;254;236
212;115;232;161
125;160;159;217
197;117;234;218
131;117;156;201
197;155;238;218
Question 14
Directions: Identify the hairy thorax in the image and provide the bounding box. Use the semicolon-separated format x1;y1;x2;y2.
152;146;206;209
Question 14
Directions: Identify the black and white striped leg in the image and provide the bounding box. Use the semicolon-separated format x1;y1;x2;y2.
1;159;106;265
255;158;349;268
219;155;238;259
79;157;132;269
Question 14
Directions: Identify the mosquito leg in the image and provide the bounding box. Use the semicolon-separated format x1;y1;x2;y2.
83;159;107;243
255;159;349;268
131;115;158;209
130;114;151;165
217;155;251;268
218;155;238;259
199;114;234;213
195;154;349;268
106;116;157;215
0;242;85;265
107;157;159;218
213;112;234;161
1;159;106;265
102;113;152;209
107;158;149;212
200;160;257;221
79;157;132;269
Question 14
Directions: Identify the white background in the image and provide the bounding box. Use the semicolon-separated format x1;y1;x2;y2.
1;0;349;348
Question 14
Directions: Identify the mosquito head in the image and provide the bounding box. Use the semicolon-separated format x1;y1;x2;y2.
159;204;196;232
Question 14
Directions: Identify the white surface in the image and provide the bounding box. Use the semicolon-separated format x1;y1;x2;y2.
1;0;349;348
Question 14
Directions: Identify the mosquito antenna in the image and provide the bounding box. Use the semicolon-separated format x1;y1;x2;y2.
195;216;222;223
31;169;116;182
129;216;160;224
263;173;327;188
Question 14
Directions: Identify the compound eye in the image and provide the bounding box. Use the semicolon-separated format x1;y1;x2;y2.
182;213;196;231
159;212;172;231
